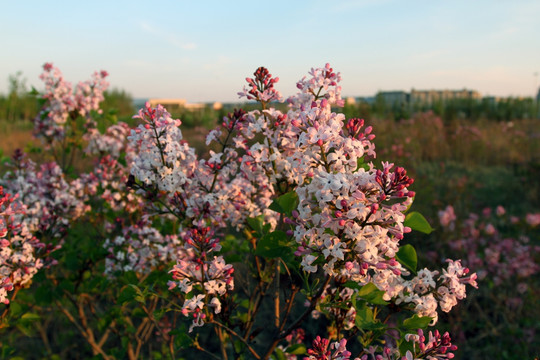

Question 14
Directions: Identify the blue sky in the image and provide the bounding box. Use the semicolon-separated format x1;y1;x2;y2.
1;0;539;102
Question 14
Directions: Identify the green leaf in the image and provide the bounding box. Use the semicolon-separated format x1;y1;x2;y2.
254;231;292;259
64;251;80;271
59;280;75;294
8;301;22;318
355;301;374;327
123;271;138;285
399;336;415;356
402;314;432;330
286;343;307;355
118;285;145;304
396;244;418;274
404;211;433;234
355;304;385;330
35;285;54;305
269;191;299;216
355;157;370;172
274;348;287;360
356;283;389;305
247;216;265;234
129;284;146;303
21;312;40;322
118;286;137;304
343;281;361;290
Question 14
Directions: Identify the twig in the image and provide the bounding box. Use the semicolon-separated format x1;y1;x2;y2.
279;286;299;333
261;275;331;360
55;300;111;360
210;320;261;359
193;339;222;360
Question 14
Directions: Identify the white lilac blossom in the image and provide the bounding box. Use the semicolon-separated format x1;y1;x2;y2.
103;221;181;276
128;104;275;230
84;122;132;159
394;260;477;323
128;103;195;193
1;150;86;239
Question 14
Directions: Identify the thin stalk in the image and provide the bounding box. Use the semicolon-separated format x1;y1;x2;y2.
261;275;331;360
211;320;261;359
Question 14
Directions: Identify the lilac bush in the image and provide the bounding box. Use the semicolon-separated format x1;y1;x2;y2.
0;63;480;359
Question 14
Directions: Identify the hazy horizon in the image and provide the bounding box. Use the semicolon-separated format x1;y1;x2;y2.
1;0;539;103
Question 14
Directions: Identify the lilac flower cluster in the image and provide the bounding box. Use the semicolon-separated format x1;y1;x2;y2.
34;63;109;144
124;64;478;355
168;227;234;332
1;150;86;239
395;260;477;324
305;337;356;360
403;329;457;360
439;205;539;289
0;187;44;304
103;220;180;276
237;65;475;324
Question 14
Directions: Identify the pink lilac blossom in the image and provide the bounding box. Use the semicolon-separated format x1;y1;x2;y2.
33;63;109;145
437;205;456;229
74;69;109;118
237;66;282;103
305;337;356;360
403;329;457;360
0;187;44;304
77;121;143;214
168;227;234;332
75;155;142;214
238;65;475;326
440;205;539;287
525;213;540;227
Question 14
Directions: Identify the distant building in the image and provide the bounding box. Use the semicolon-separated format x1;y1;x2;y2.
376;91;409;107
345;97;356;105
356;96;376;105
410;89;481;106
374;89;481;109
148;98;206;111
